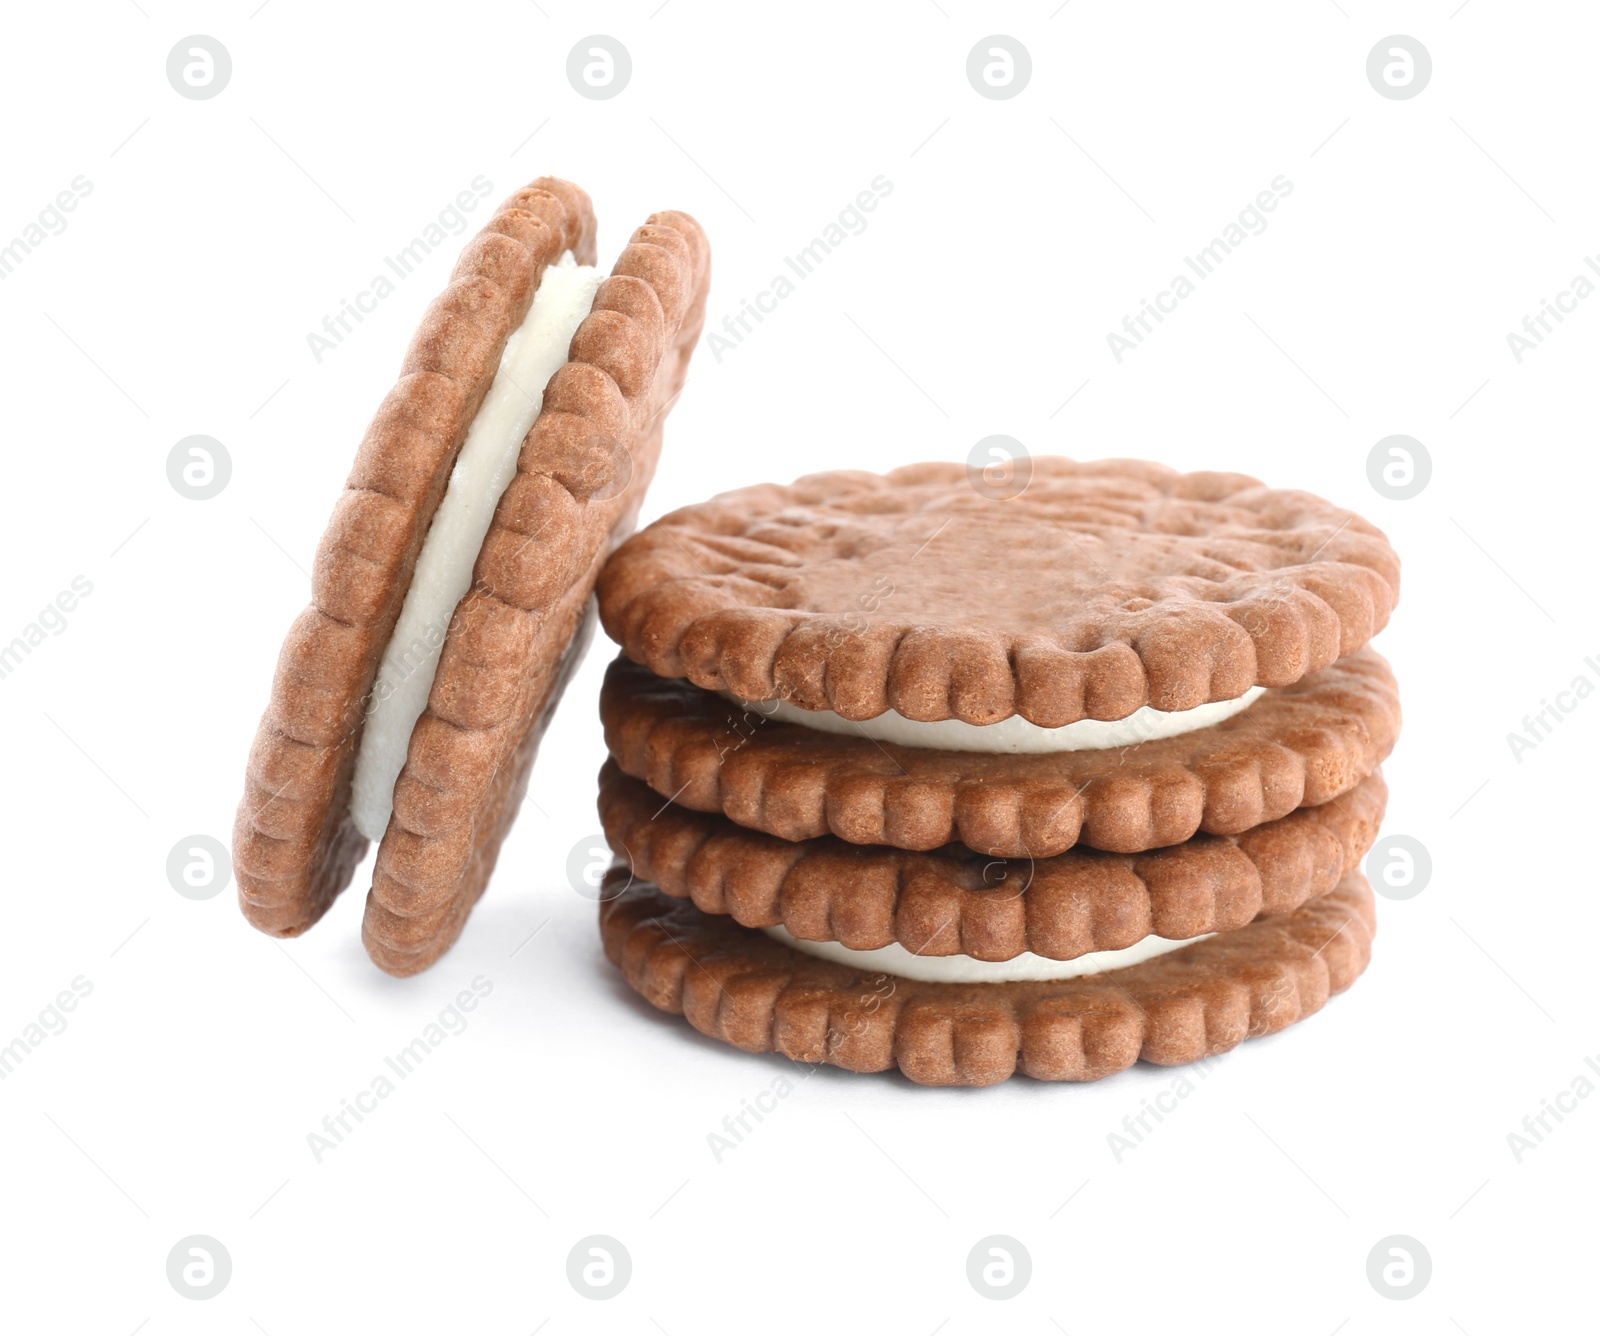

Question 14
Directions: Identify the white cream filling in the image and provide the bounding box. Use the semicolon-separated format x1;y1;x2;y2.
729;686;1266;754
764;924;1211;983
349;255;603;842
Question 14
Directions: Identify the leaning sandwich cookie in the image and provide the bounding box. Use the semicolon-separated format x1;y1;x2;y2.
234;177;710;975
590;460;1401;1084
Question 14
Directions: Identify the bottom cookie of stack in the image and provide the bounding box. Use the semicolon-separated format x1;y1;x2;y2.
598;866;1375;1087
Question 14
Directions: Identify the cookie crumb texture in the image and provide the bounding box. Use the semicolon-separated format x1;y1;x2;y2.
600;869;1376;1086
597;459;1400;726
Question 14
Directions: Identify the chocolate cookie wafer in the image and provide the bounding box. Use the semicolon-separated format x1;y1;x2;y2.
599;867;1377;1086
598;759;1386;959
235;176;710;975
596;460;1400;724
599;647;1399;856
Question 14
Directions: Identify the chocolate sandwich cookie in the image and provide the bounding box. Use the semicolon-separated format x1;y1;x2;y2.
234;176;710;975
599;866;1377;1086
598;759;1386;959
599;648;1399;857
596;460;1400;724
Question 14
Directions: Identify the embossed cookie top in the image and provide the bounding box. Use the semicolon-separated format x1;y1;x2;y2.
597;458;1400;725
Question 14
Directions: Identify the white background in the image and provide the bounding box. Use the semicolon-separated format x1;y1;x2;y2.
1;2;1594;1332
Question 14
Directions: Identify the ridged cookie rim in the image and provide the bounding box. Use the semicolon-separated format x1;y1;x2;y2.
599;870;1376;1086
599;647;1400;857
361;209;712;976
234;177;599;941
596;459;1400;726
598;760;1386;960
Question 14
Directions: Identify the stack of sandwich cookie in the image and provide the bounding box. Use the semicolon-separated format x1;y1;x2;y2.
591;460;1401;1085
234;176;710;975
